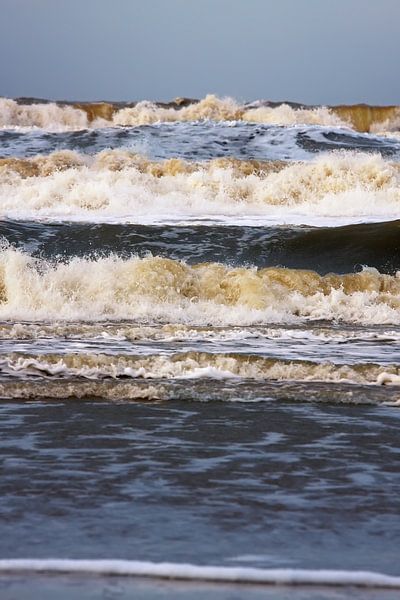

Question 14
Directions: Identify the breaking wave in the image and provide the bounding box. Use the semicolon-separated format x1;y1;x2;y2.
1;150;399;225
113;96;346;128
2;95;400;132
3;350;400;385
0;249;399;324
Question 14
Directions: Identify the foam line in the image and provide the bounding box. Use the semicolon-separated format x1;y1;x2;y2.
0;560;399;588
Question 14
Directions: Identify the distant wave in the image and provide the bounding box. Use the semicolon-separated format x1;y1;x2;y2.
1;95;400;132
0;559;399;588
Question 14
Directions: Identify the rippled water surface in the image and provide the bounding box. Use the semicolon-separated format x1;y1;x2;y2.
2;122;400;161
1;400;400;573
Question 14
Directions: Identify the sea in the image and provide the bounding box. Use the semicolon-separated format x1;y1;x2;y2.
0;94;400;599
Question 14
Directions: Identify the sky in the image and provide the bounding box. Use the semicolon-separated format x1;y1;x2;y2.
1;0;399;105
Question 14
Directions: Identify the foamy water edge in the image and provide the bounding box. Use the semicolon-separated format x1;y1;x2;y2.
0;559;399;588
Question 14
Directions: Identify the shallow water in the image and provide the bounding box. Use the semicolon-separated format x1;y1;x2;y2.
1;400;400;575
3;575;400;600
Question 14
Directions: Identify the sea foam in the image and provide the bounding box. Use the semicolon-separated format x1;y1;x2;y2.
0;249;399;324
0;151;399;225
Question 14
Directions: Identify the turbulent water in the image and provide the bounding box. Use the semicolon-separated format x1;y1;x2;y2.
1;95;400;600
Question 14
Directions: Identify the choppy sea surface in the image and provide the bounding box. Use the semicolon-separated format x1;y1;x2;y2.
1;95;400;599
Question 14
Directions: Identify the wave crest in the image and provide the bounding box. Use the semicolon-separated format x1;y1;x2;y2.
0;151;399;224
0;249;399;323
3;350;400;386
2;96;400;131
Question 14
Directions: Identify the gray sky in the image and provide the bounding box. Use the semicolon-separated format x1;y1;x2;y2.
1;0;399;104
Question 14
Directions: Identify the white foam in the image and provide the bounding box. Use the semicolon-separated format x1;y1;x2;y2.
0;96;347;131
2;353;400;386
0;559;399;588
1;151;400;226
0;98;91;131
0;250;399;325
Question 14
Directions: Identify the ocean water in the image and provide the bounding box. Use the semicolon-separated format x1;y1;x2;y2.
0;95;400;600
